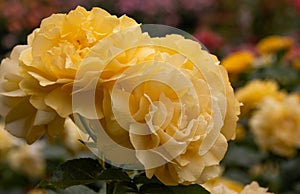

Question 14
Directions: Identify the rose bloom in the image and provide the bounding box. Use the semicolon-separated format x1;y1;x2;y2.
202;177;244;193
73;27;240;185
203;178;272;194
221;50;254;74
212;181;273;194
0;6;138;143
250;94;300;157
256;35;293;54
235;80;286;117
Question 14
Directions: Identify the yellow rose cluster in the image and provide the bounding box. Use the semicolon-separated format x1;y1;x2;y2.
250;93;300;157
0;6;240;185
236;79;300;157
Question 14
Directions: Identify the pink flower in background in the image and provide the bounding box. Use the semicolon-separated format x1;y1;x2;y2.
117;0;178;25
118;0;176;15
0;0;95;33
292;0;300;14
117;0;137;13
194;28;224;52
180;0;216;12
0;0;55;32
1;0;25;32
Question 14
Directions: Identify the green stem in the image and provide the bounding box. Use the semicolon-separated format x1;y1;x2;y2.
106;182;115;194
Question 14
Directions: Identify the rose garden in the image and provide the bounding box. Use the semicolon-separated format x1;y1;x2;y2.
0;1;300;194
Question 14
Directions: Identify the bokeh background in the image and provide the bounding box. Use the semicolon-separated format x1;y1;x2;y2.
1;0;300;193
1;0;300;59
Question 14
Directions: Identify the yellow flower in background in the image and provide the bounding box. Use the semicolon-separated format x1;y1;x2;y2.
292;58;300;69
235;124;246;141
0;6;138;143
73;27;240;185
256;35;293;54
250;94;300;157
240;181;273;194
202;177;244;193
7;141;45;178
203;178;273;194
27;189;47;194
0;122;16;159
221;50;254;74
236;80;286;117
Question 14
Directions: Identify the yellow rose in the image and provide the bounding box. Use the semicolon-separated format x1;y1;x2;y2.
20;6;137;117
0;46;64;144
235;80;286;117
203;179;273;194
72;27;240;185
240;181;273;194
0;6;138;143
256;35;293;54
202;177;244;193
250;94;300;157
221;51;254;74
27;189;47;194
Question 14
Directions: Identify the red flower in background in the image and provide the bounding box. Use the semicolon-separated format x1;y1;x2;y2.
0;0;59;32
194;28;224;52
291;0;300;14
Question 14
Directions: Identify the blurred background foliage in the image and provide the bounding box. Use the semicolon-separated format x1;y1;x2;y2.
1;0;300;193
1;0;300;58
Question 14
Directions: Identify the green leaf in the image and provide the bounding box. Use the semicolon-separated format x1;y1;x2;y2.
170;184;210;194
113;182;139;194
97;168;131;182
139;183;209;194
133;173;161;184
280;157;300;192
40;158;103;189
46;185;98;194
139;183;172;194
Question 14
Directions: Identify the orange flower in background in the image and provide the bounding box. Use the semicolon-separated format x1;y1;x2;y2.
221;50;254;74
256;35;293;54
